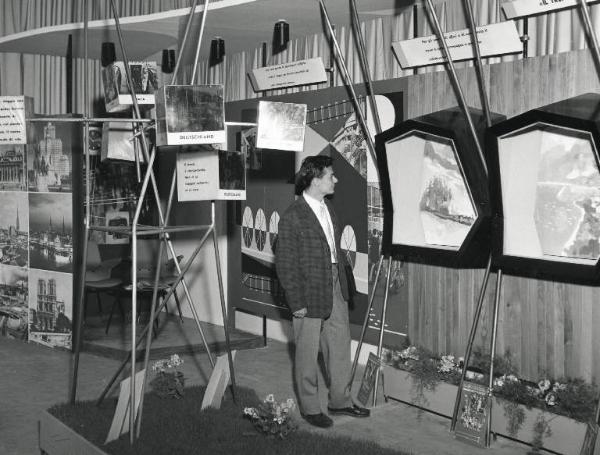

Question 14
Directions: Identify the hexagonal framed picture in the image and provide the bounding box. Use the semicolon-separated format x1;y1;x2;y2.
376;107;502;267
487;93;600;283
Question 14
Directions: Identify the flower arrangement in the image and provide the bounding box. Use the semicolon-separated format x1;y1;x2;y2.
149;354;185;399
243;394;297;438
383;345;597;424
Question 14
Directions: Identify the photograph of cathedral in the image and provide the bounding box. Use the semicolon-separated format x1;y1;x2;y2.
27;268;72;349
27;121;73;192
0;144;26;191
28;193;73;273
0;191;28;267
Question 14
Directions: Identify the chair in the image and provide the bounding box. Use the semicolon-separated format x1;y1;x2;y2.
105;240;184;334
84;240;124;333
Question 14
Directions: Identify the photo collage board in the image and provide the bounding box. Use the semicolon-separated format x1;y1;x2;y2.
0;99;81;349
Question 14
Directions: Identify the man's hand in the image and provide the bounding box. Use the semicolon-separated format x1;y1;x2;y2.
293;308;307;318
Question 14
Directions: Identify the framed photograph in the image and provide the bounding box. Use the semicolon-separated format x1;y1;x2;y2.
155;84;225;146
375;107;503;267
487;93;600;283
0;144;27;191
105;210;130;244
0;265;28;340
0;191;28;267
256;100;307;152
28;268;73;349
27;120;79;193
29;192;73;273
102;61;158;113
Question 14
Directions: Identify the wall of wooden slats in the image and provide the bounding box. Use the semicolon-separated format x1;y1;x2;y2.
403;49;600;384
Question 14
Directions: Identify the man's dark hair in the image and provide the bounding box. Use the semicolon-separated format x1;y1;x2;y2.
295;155;333;195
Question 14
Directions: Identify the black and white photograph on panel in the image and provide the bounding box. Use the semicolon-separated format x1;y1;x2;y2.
29;193;73;273
0;265;28;340
28;268;72;350
256;100;307;152
0;191;28;267
161;85;225;145
219;149;246;194
27;121;74;192
0;144;26;191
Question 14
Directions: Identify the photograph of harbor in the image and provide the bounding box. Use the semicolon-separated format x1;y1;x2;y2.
28;268;72;349
29;193;73;273
0;265;28;340
0;191;28;267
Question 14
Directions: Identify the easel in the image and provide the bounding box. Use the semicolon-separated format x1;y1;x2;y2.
68;0;237;445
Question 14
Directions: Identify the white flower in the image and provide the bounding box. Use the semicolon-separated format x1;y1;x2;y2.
538;379;551;393
545;392;557;406
264;394;275;403
505;375;518;383
493;377;505;388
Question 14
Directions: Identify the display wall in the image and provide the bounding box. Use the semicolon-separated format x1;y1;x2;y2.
226;82;408;346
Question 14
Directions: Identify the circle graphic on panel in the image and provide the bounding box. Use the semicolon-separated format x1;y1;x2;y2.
242;206;254;248
254;208;267;251
268;211;280;251
515;124;600;261
418;135;476;248
341;225;357;268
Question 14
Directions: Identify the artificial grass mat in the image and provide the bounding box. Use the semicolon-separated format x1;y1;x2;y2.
49;385;409;455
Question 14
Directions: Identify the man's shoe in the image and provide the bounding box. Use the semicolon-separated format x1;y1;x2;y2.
327;404;370;418
303;413;333;428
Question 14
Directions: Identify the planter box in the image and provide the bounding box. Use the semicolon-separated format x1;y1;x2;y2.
39;411;108;455
383;367;590;455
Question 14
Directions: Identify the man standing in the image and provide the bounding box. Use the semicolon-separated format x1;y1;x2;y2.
275;155;370;428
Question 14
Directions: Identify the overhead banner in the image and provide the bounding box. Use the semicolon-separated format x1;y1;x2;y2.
502;0;600;19
392;21;522;69
249;57;328;92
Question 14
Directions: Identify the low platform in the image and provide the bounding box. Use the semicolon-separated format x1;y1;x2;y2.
82;313;264;360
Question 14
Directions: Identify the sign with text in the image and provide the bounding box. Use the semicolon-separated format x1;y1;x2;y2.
392;21;521;69
502;0;600;19
249;57;328;92
0;96;33;144
453;381;490;447
176;148;246;202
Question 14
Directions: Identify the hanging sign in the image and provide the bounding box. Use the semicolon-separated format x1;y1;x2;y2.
392;21;522;69
502;0;600;19
249;57;328;92
0;96;33;144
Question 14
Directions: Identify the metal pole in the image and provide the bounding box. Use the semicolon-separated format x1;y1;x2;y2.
349;0;383;136
423;0;488;177
211;201;237;402
171;0;201;84
450;254;492;431
191;0;211;83
318;0;377;168
348;254;384;389
373;256;393;406
463;0;492;128
69;0;90;405
578;0;600;76
486;269;503;447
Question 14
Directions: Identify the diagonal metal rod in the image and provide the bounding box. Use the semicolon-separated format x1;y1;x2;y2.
423;0;488;177
463;0;492;128
578;0;600;79
171;0;201;84
349;0;383;137
348;254;385;390
372;256;393;405
485;269;503;447
191;0;211;83
450;254;492;431
318;0;377;167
